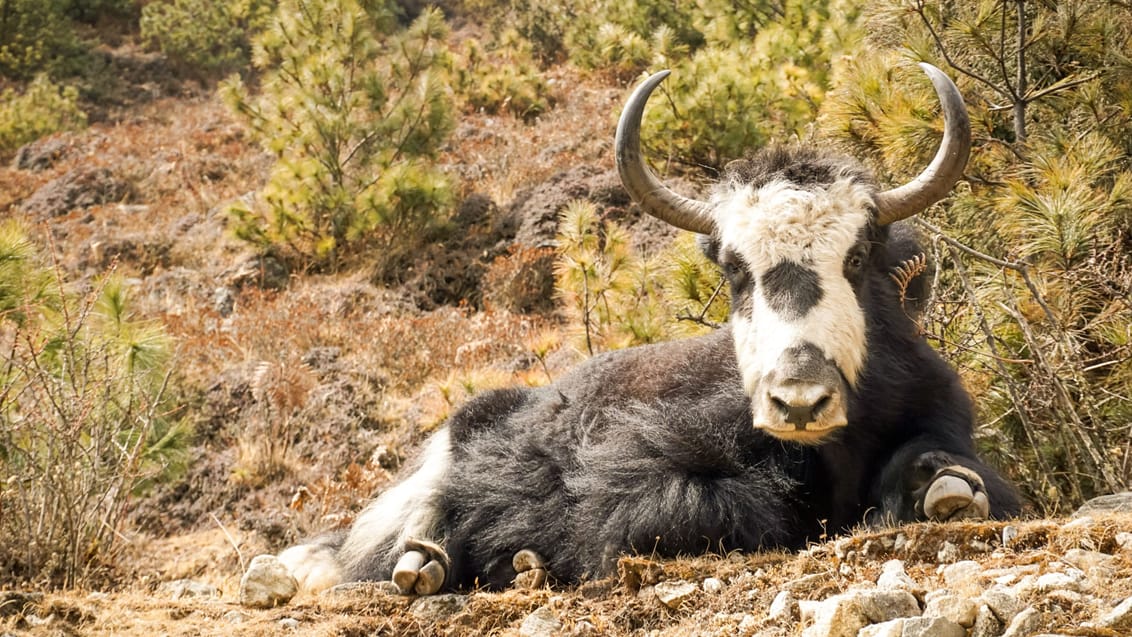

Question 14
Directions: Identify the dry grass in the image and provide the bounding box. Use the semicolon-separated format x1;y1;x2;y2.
5;514;1132;636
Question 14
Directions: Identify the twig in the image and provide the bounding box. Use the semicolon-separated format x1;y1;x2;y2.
210;513;246;572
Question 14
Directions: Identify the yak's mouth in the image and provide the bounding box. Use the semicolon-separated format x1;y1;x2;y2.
752;416;848;445
751;379;849;445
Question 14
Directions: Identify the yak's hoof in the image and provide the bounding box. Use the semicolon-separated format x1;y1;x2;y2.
392;539;450;595
924;466;989;521
512;549;548;589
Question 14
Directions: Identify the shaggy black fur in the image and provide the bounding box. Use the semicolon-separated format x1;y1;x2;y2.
345;147;1020;590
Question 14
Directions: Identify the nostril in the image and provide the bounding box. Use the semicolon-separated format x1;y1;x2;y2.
812;395;831;416
770;396;790;417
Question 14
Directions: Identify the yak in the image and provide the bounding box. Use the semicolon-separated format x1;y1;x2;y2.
273;63;1021;596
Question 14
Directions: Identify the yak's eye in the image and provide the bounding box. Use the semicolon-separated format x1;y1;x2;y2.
847;254;863;269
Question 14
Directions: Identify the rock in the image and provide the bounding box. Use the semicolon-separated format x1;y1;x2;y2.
1035;570;1086;593
279;617;299;630
941;560;982;589
801;594;868;637
1115;532;1132;551
702;578;724;594
858;618;904;637
409;594;467;621
223;610;248;624
923;593;978;627
1095;596;1132;631
901;616;966;637
1001;525;1018;547
570;619;598;636
1000;607;1041;637
654;580;698;609
876;560;919;593
159;579;220;601
855;589;921;623
1073;492;1132;517
19;167;130;219
12;135;71;171
970;604;1001;637
980;586;1024;624
519;606;561;637
936;541;960;564
768;590;797;622
324;581;400;597
1062;548;1115;571
239;555;298;608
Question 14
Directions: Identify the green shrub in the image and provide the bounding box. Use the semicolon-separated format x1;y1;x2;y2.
140;0;274;75
0;222;188;587
0;0;85;80
456;31;552;121
0;74;87;155
555;200;727;355
222;0;455;273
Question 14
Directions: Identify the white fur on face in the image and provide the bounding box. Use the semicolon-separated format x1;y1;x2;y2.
714;178;873;398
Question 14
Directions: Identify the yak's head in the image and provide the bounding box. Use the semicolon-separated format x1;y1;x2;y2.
616;63;970;444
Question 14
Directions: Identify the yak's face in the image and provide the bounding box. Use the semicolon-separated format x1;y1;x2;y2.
706;175;877;444
615;64;970;445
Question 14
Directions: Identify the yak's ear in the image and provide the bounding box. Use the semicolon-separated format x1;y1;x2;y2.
698;233;722;264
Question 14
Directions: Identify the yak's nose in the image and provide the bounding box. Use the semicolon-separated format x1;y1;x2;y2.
768;382;834;429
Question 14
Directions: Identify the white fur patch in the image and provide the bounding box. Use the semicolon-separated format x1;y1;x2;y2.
714;178;872;394
337;428;452;569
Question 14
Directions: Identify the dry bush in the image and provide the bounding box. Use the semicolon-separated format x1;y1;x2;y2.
481;246;557;313
0;225;185;588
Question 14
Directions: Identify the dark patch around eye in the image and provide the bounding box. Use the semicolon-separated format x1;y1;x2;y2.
761;260;822;319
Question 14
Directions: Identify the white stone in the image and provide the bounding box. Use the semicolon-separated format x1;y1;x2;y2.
279;618;299;630
223;610;247;625
1062;548;1115;571
923;593;978;627
702;577;724;594
857;618;904;637
769;590;797;622
801;594;868;637
1000;606;1041;637
936;541;960;564
519;605;562;637
1096;596;1132;631
876;560;918;593
855;589;921;623
940;560;981;589
1001;525;1018;547
980;586;1024;624
409;594;468;621
1115;531;1132;551
969;604;1001;637
654;580;698;609
1035;570;1086;593
901;616;966;637
160;579;220;601
239;554;298;609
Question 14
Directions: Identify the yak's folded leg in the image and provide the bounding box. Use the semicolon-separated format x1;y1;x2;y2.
511;549;548;589
921;465;989;521
392;538;450;595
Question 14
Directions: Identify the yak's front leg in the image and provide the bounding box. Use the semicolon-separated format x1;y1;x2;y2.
911;453;989;521
872;446;1019;524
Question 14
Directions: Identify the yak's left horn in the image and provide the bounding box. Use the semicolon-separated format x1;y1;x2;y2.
616;70;717;235
874;63;971;225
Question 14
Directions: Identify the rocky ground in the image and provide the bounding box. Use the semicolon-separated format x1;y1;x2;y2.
3;507;1132;636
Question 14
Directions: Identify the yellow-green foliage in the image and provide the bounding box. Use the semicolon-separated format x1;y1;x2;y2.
221;0;455;272
0;0;83;80
820;0;1132;512
0;74;87;154
456;30;552;122
555;200;727;356
0;222;188;587
141;0;275;74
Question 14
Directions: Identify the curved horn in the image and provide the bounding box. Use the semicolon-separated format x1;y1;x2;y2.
616;70;716;235
874;63;971;225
